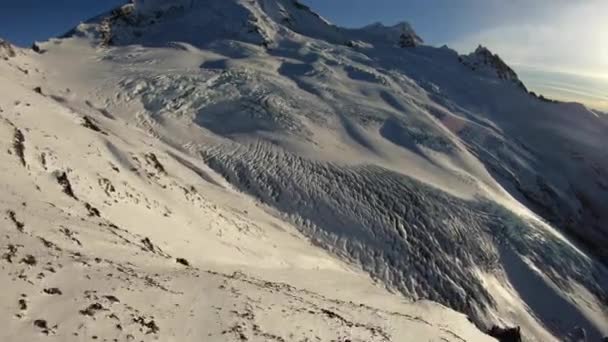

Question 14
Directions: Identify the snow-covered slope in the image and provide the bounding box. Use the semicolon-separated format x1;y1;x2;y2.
2;0;608;341
0;39;491;342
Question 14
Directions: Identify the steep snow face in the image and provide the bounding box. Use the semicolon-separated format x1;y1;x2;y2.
6;1;608;341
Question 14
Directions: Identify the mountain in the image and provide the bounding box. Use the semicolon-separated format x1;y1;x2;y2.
1;0;607;341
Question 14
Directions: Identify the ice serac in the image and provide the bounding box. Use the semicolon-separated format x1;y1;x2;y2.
3;0;608;341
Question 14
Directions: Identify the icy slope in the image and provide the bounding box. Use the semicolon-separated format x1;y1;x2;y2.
0;44;493;342
3;0;608;340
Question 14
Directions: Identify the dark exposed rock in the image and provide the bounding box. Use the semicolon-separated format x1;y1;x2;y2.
7;210;25;232
79;303;105;316
534;93;560;104
144;152;166;175
487;325;522;342
84;202;101;217
12;128;26;167
43;288;63;295
20;255;37;266
39;152;47;170
103;295;120;304
292;1;310;11
320;308;353;327
33;319;49;333
56;172;77;199
33;86;43;94
461;45;527;91
38;237;62;251
31;42;45;54
18;298;27;310
2;244;19;263
399;32;419;48
133;316;160;334
81;116;106;134
176;257;190;267
141;237;156;252
59;226;82;246
0;39;16;59
99;178;116;196
96;4;135;46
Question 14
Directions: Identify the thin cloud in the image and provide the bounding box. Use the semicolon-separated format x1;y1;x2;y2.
446;0;607;109
448;0;608;76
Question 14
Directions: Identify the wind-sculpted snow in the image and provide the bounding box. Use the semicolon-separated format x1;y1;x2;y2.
200;144;608;333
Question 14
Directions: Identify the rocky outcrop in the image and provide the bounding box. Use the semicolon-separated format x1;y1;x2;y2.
0;38;16;60
487;326;522;342
399;31;420;48
461;45;526;90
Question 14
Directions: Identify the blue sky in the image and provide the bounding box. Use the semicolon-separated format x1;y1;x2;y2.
1;0;606;110
0;0;125;44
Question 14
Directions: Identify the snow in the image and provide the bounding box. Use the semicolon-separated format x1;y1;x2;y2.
0;54;493;341
1;0;608;341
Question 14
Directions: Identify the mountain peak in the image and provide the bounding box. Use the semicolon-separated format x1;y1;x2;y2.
67;0;424;51
68;0;339;49
460;44;525;89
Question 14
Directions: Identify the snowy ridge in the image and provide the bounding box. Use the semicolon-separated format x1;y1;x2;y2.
2;0;608;340
352;22;423;48
71;0;423;51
